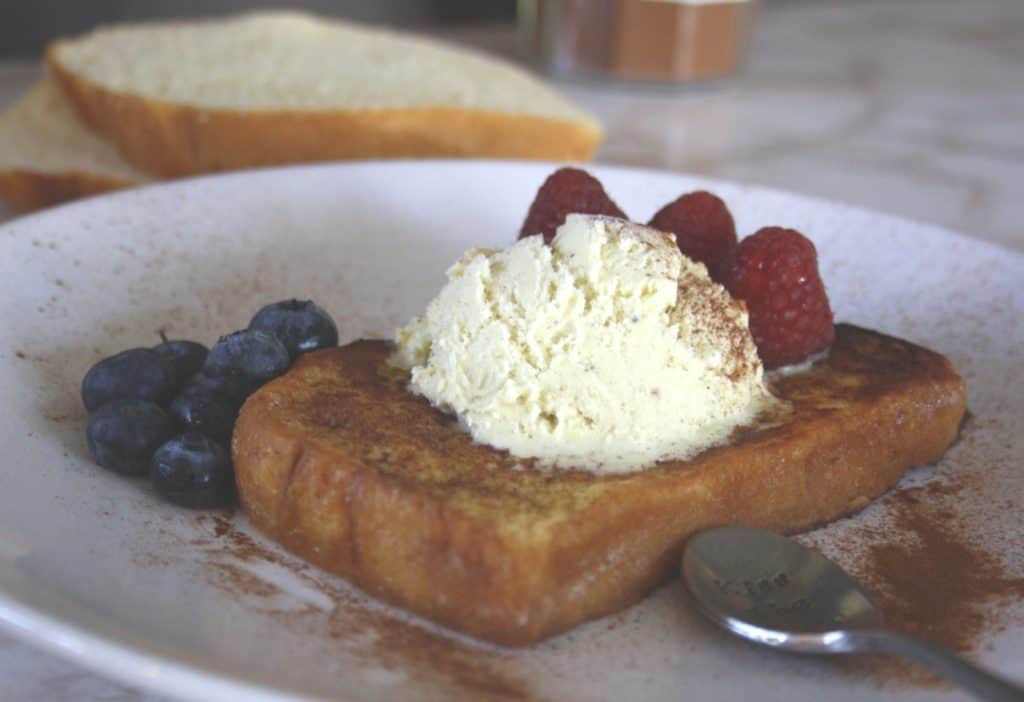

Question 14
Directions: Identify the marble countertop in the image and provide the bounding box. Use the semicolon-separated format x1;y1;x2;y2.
1;0;1021;699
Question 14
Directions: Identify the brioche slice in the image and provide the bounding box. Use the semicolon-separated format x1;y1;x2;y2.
233;324;966;646
47;12;603;177
0;78;148;212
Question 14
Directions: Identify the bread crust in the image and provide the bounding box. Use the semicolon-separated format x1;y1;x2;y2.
0;169;134;212
47;54;603;178
232;324;966;646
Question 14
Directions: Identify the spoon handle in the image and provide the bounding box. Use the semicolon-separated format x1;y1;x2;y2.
847;631;1024;702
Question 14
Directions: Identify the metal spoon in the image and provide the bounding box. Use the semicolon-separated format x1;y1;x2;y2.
682;526;1024;701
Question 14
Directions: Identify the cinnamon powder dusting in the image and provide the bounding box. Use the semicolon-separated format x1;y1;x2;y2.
802;472;1024;687
183;513;534;701
863;483;1023;652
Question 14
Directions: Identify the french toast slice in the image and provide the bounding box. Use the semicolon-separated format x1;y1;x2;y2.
232;324;966;646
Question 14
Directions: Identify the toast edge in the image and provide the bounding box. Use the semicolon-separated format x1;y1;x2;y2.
0;169;136;212
233;364;558;646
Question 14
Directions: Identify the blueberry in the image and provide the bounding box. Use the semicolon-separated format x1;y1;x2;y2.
153;340;209;386
202;330;291;396
170;378;240;445
81;348;179;412
182;370;246;403
249;299;338;359
86;399;178;475
151;433;234;509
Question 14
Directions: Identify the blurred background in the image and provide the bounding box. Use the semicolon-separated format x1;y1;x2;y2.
0;0;925;55
0;0;516;54
0;0;1021;229
2;0;1020;251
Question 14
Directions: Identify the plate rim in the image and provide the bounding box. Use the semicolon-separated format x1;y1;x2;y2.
0;594;325;702
1;158;1021;265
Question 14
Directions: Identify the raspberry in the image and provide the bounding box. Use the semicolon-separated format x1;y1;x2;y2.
648;191;737;283
724;227;835;369
519;168;627;243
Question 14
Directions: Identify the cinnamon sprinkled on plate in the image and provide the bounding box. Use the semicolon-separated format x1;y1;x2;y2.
801;471;1024;687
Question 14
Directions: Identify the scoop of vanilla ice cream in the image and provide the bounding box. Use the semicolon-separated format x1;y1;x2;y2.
393;214;776;473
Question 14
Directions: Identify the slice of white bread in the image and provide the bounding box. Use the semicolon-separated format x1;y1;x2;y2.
0;78;147;212
47;11;603;177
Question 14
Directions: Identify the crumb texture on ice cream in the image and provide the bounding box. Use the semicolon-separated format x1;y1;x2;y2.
394;214;779;473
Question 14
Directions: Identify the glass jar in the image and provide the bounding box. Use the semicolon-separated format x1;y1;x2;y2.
519;0;753;84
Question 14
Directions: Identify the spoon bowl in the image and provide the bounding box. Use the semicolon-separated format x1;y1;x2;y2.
682;525;881;653
682;526;1024;701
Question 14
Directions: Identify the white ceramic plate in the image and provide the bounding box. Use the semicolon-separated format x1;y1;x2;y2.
0;161;1021;702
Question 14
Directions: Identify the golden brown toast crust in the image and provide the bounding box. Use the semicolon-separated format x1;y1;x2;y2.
0;169;134;212
232;324;966;646
46;55;603;179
